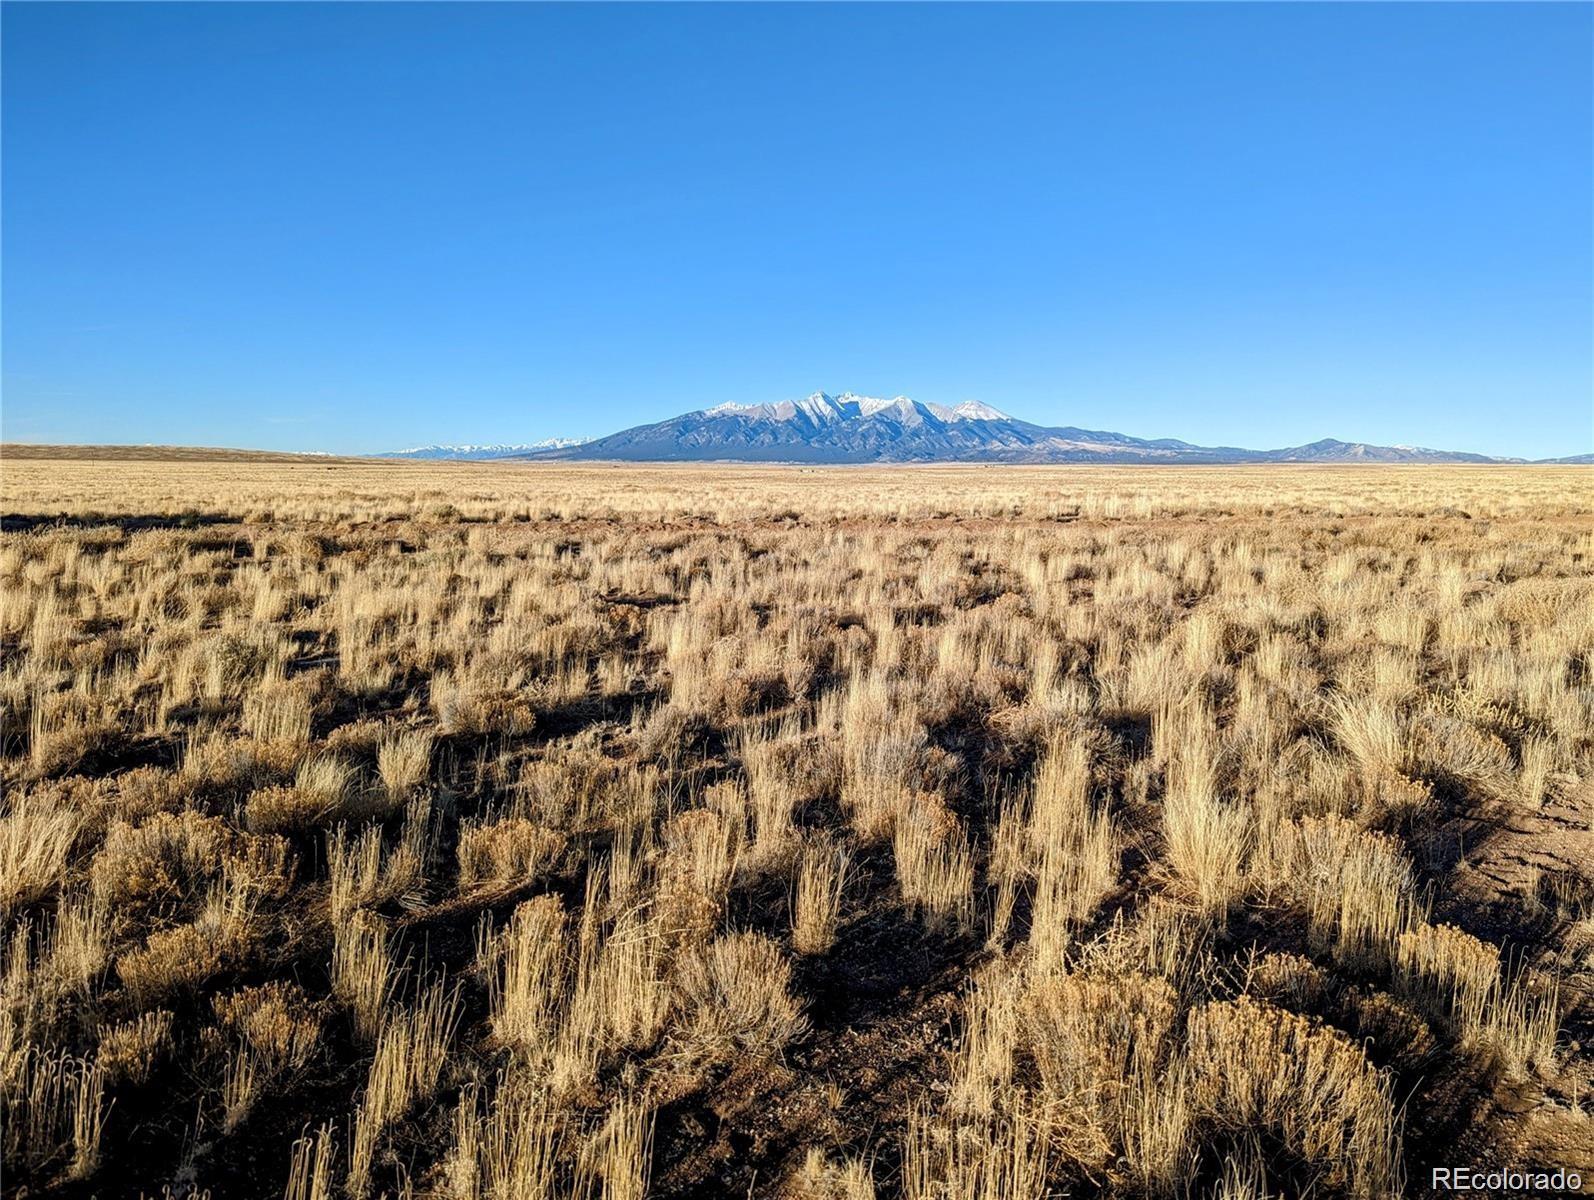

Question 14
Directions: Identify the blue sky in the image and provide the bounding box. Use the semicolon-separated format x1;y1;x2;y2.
3;3;1590;458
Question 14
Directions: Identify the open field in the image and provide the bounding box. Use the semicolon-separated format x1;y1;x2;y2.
2;458;1591;1198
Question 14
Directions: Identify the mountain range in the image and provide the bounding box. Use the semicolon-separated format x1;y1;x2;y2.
380;438;590;460
432;392;1585;465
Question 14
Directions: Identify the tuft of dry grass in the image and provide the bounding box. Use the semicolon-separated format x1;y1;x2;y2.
792;838;849;956
283;1122;337;1200
332;910;393;1044
377;730;433;801
485;895;567;1061
0;793;84;914
347;977;462;1197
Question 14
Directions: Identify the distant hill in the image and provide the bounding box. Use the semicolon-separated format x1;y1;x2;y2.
1261;438;1517;464
514;392;1558;465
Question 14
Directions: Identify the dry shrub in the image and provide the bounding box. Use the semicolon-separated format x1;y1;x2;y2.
635;703;701;768
116;921;228;1007
1343;989;1439;1071
213;980;321;1077
1022;969;1181;1178
243;753;368;835
182;731;300;793
431;669;536;737
722;669;786;719
243;784;322;836
458;818;566;892
95;1009;174;1085
28;691;117;777
111;766;190;822
1184;997;1402;1198
1246;952;1330;1013
318;719;389;761
90;810;230;926
674;931;807;1066
1411;712;1517;805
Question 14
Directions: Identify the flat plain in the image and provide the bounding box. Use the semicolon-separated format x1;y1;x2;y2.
2;456;1591;1199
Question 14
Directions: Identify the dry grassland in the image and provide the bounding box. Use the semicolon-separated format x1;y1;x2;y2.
1;457;1591;1199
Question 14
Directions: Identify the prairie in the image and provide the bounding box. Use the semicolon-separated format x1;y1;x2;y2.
1;455;1590;1199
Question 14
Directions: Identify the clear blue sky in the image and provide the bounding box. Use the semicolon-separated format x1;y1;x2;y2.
3;3;1590;458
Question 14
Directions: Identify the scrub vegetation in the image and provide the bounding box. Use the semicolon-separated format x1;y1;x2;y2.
2;456;1590;1198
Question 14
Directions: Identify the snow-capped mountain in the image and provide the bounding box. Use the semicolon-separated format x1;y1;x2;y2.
380;438;590;460
510;391;1535;464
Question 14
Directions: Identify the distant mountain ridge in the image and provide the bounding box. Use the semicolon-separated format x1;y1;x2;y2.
381;438;590;460
500;391;1564;465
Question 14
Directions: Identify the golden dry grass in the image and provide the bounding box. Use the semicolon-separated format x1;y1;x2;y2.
1;457;1591;1198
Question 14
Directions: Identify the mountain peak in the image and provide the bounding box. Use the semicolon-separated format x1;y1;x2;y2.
951;400;1010;421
